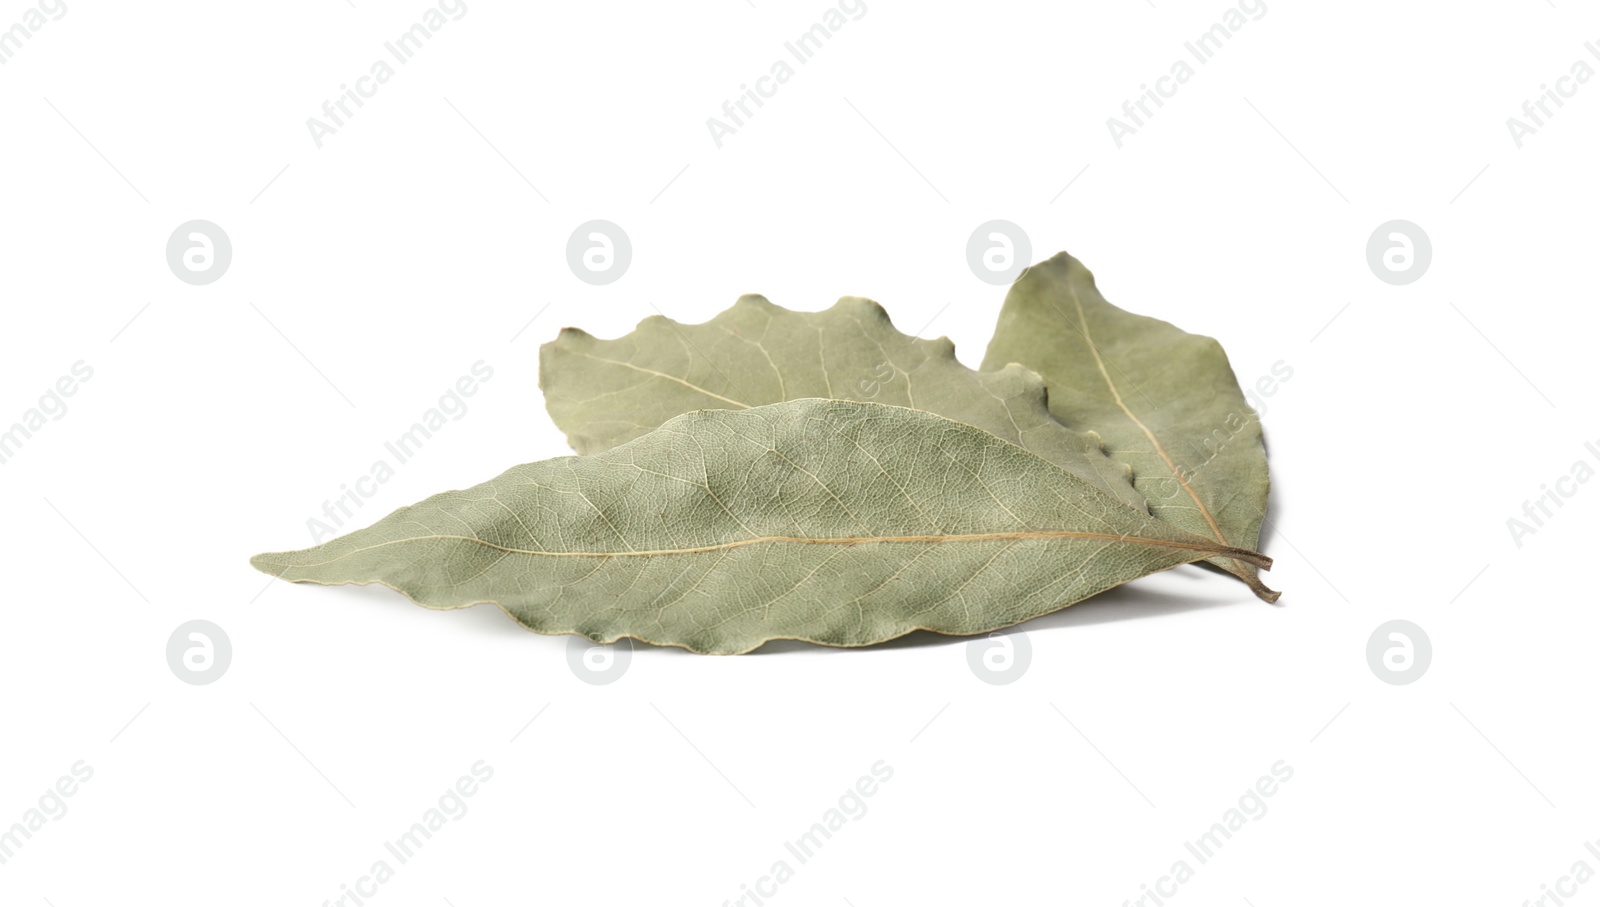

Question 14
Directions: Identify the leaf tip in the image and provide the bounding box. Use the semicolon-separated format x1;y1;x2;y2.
248;551;285;577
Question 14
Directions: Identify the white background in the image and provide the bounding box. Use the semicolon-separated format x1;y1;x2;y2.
2;1;1596;904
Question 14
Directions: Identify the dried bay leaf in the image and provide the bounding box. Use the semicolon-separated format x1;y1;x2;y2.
539;294;1147;511
980;253;1279;601
251;400;1270;654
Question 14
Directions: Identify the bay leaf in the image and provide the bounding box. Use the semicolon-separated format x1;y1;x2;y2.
251;399;1270;654
539;294;1147;511
980;252;1279;602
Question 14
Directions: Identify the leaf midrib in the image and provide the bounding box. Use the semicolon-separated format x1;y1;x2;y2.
259;529;1269;569
1065;281;1231;546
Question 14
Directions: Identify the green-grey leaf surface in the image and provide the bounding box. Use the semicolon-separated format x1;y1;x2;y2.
980;252;1278;601
539;294;1146;511
251;400;1269;654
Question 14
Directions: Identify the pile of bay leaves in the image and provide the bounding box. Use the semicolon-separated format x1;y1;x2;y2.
252;252;1276;654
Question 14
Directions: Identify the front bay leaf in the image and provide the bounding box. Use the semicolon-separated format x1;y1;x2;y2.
980;253;1278;601
251;399;1270;654
539;294;1146;511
